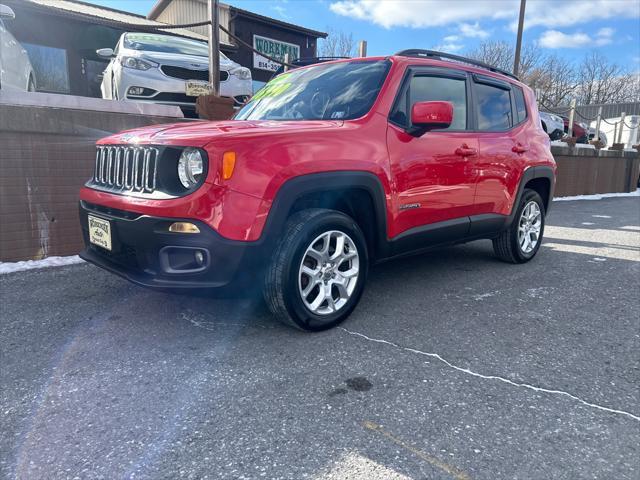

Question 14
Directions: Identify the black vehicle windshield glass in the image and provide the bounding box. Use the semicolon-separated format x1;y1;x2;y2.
235;60;391;121
124;33;228;59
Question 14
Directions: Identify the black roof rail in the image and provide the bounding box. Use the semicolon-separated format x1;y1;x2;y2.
395;49;519;81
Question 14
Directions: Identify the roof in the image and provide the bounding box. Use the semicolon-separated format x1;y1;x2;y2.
149;0;327;39
230;5;327;39
15;0;233;47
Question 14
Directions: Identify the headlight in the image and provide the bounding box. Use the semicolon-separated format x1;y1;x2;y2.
230;67;251;80
121;57;157;71
178;148;204;188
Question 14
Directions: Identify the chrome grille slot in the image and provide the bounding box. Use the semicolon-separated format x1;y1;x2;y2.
93;145;160;194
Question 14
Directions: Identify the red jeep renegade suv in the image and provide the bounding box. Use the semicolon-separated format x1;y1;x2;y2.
79;50;556;331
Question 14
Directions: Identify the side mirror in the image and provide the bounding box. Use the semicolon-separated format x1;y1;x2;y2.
0;4;16;19
408;101;453;136
96;48;115;59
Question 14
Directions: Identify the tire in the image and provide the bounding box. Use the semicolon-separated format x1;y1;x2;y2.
493;189;546;264
263;208;368;331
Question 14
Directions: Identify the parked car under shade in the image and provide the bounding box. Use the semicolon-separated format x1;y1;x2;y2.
0;4;36;91
561;115;589;143
539;111;564;141
588;127;608;147
98;32;252;116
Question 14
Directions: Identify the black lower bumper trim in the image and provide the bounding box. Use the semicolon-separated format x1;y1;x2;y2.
79;201;260;291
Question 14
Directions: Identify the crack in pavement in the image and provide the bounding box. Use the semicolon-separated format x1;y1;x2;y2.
339;327;640;423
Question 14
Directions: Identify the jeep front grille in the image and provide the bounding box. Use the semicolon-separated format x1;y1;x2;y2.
93;146;159;193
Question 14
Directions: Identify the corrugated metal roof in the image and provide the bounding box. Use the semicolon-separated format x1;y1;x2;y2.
149;0;327;38
19;0;234;46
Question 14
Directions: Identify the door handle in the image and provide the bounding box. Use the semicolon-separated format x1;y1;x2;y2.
455;145;477;157
512;144;528;154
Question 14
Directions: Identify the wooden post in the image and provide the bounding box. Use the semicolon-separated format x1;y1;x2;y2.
593;106;602;143
513;0;526;76
284;53;290;72
358;40;367;58
208;0;220;96
617;112;626;145
567;98;576;138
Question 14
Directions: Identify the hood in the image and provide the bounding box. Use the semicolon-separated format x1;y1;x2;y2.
132;50;237;70
99;120;344;147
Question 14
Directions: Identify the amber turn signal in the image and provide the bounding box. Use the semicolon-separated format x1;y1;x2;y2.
222;151;236;180
168;222;200;234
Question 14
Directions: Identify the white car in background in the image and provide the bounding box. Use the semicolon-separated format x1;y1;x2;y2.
98;32;252;115
0;4;35;92
539;111;564;141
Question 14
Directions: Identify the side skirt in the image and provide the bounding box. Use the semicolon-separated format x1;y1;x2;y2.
383;214;507;261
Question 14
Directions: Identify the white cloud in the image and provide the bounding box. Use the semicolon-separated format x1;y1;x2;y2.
538;30;591;48
271;4;291;19
432;42;464;53
459;22;490;39
329;0;637;30
597;27;614;37
329;0;514;29
538;27;614;49
518;1;636;30
443;35;460;42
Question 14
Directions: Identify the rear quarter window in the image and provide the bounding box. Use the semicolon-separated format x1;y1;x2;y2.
475;83;513;131
513;86;527;124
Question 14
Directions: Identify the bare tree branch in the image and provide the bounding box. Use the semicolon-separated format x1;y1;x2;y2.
319;29;355;58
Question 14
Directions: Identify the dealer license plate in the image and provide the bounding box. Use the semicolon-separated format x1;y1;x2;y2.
186;80;212;97
88;215;112;251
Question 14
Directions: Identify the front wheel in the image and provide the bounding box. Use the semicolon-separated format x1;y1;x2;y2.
263;209;368;331
493;189;546;263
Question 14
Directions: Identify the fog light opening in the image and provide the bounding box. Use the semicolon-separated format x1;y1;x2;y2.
169;222;200;234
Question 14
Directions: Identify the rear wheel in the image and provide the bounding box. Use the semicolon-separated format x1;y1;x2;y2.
493;189;545;263
263;209;368;331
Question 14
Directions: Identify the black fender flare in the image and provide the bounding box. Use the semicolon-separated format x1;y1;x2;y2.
259;171;390;257
506;166;555;226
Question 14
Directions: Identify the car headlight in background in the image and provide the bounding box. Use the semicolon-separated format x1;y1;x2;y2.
178;148;204;188
230;67;251;80
121;57;158;71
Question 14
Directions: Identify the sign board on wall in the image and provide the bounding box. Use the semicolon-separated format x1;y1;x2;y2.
253;35;300;72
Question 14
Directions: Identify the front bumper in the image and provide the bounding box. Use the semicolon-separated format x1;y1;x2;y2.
117;67;252;108
79;201;257;291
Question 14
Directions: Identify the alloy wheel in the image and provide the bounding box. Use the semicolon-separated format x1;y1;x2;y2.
518;201;542;254
298;230;360;315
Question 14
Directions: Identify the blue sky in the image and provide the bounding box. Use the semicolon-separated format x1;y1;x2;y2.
89;0;640;71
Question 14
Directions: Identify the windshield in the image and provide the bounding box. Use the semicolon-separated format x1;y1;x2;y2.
123;33;229;59
235;60;391;121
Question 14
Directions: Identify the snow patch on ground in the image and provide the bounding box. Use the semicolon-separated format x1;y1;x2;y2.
554;189;640;202
0;255;84;274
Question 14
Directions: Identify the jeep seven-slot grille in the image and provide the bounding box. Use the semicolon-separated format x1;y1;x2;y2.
93;146;159;193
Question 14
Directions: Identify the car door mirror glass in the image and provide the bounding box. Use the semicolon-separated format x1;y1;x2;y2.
0;4;16;19
96;48;115;59
408;101;454;136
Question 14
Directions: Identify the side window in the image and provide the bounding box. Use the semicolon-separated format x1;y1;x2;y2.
475;82;513;131
391;75;467;130
513;86;527;124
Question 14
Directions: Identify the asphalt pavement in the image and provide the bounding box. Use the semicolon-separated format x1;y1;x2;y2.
1;197;639;480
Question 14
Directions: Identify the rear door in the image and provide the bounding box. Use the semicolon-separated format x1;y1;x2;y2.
471;75;528;219
386;67;479;238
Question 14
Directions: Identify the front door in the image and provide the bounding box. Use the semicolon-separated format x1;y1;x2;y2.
386;69;478;239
